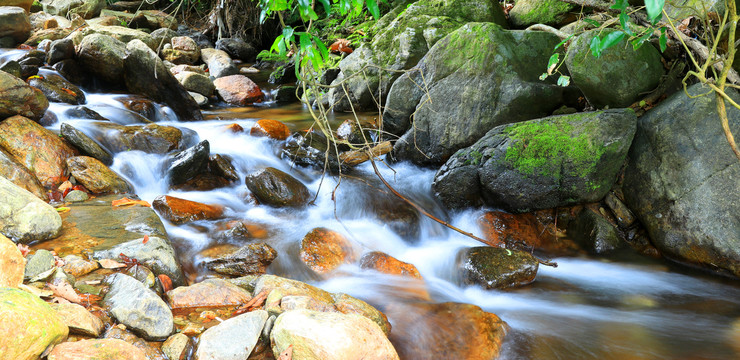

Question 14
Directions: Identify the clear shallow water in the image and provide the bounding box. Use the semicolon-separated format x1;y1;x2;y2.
23;65;740;359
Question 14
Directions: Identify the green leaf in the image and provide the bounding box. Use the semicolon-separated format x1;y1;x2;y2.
539;73;548;81
590;36;602;57
599;30;625;51
270;34;285;54
583;18;601;28
630;31;652;50
659;26;667;52
646;0;665;24
619;11;633;36
554;34;573;50
366;0;380;19
547;53;559;69
610;0;628;11
318;0;331;13
557;75;570;87
339;0;351;14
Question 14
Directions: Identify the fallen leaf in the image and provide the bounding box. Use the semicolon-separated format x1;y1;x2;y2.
142;235;149;244
278;345;293;360
17;244;30;257
112;197;151;207
55;207;70;213
98;259;126;269
233;290;268;315
48;281;101;305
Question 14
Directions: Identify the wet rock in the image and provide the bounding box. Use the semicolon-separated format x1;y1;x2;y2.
27;73;85;105
0;176;62;243
50;303;105;337
385;302;507;360
76;33;127;84
568;206;623;254
103;273;174;340
213;74;265;105
60;123;114;166
336;118;374;146
509;0;574;27
0;147;47;200
209;154;239;182
0;59;21;78
200;47;238;78
268;63;296;85
0;233;24;287
300;227;356;275
64;189;88;202
124;39;203;121
281;130;347;174
433;109;637;212
174;71;214;97
46;38;75;65
165;140;210;186
0;70;49;121
24;27;71;47
85;121;184;154
104;326;168;360
116;96;158;122
204;243;277;276
2;0;33;12
43;0;105;18
565;29;663;108
271;309;398;360
215;37;256;62
67;156;134;194
24;248;55;281
386;22;568;165
275;85;298;104
167;278;252;309
477;210;579;254
330;292;391;335
47;339;147;360
93;235;185;288
622;83;740;277
152;195;224;224
163;333;192;360
0;6;31;43
245;167;311;207
359;251;421;279
460;246;539;289
604;192;636;228
53;59;91;87
194;310;268;360
189;92;208;107
163;36;200;64
64;106;107;120
150;27;177;51
61;254;98;277
250;119;290;140
0;287;68;359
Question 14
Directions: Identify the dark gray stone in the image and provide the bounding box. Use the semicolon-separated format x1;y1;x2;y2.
459;246;538;289
166;140;209;186
245;167;311;208
103;273;173;340
61;124;113;165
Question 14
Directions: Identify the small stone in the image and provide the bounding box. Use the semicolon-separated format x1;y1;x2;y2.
359;251;421;279
460;246;539;289
189;91;208;107
67;156;134;194
50;303;105;337
61;255;99;277
250;119;290;140
194;310;269;360
104;326;168;360
299;227;356;274
152;195;224;225
24;249;55;281
244;167;311;208
166;278;252;309
103;273;174;340
213;74;265;105
64;189;89;202
163;333;192;360
0;233;25;287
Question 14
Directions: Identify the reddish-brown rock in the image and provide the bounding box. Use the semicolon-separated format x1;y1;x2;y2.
0;115;77;188
0;147;47;200
0;234;24;287
0;65;48;120
47;339;148;360
225;123;244;133
66;156;134;194
479;210;580;255
213;75;264;106
152;195;224;224
359;251;421;279
250;119;290;140
166;278;252;309
299;228;356;274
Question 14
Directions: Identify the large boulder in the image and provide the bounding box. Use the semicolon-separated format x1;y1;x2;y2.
66;156;134;194
42;0;106;18
89;25;157;50
103;273;174;340
0;148;47;200
124;39;203;121
0;115;77;188
0;70;49;121
433;109;637;212
270;309;399;360
328;0;508;111
565;29;664;108
76;33;128;84
0;287;68;359
386;22;568;165
0;6;31;43
213;74;264;105
194;310;268;360
200;48;238;78
244;167;311;207
508;0;574;27
82;121;185;154
622;84;740;277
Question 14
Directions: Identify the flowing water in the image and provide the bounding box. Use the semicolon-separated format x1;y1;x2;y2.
7;50;740;359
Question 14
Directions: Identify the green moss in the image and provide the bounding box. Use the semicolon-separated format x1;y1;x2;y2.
518;0;574;25
503;115;605;180
463;149;484;165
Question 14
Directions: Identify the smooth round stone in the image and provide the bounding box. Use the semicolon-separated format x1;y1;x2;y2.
64;190;89;202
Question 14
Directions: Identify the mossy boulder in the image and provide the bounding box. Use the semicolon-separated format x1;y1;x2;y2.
0;287;69;360
459;246;539;289
433;109;637;212
386;22;569;165
622;83;740;277
509;0;575;27
328;0;508;111
565;29;664;108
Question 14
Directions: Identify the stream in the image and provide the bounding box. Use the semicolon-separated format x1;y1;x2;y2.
7;48;740;359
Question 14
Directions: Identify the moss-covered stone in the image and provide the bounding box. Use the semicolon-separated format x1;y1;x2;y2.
460;246;538;289
509;0;575;27
433;109;637;212
0;287;69;360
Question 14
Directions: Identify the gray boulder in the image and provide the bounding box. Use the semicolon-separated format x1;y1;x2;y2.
460;246;539;289
0;176;62;243
0;6;31;43
508;0;574;27
46;38;75;65
104;273;174;340
194;310;268;360
200;48;238;79
565;29;664;108
60;123;114;165
216;37;256;62
42;0;106;18
623;83;740;277
174;71;214;97
433;109;637;212
328;0;508;112
387;22;568;165
76;33;128;84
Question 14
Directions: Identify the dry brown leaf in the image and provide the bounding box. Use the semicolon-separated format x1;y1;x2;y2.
48;282;85;303
98;259;126;269
277;345;293;360
111;197;151;207
17;244;30;257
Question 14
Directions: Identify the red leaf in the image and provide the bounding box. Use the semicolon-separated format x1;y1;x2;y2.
142;235;149;244
278;345;293;360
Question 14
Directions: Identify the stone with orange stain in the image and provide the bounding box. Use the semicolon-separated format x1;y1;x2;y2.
359;251;421;279
478;209;580;255
0;233;25;287
152;195;224;225
385;302;508;360
47;339;148;360
0;115;77;188
225;123;244;133
299;227;356;274
250;119;290;140
213;74;264;106
166;278;252;309
0;147;47;200
66;156;134;194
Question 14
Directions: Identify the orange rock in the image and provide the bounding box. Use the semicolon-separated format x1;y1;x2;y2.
0;115;77;188
166;278;252;309
47;339;148;360
299;228;356;274
359;251;421;279
478;210;579;255
152;195;224;225
225;123;244;133
250;119;290;140
213;75;264;106
0;234;25;287
44;18;59;30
